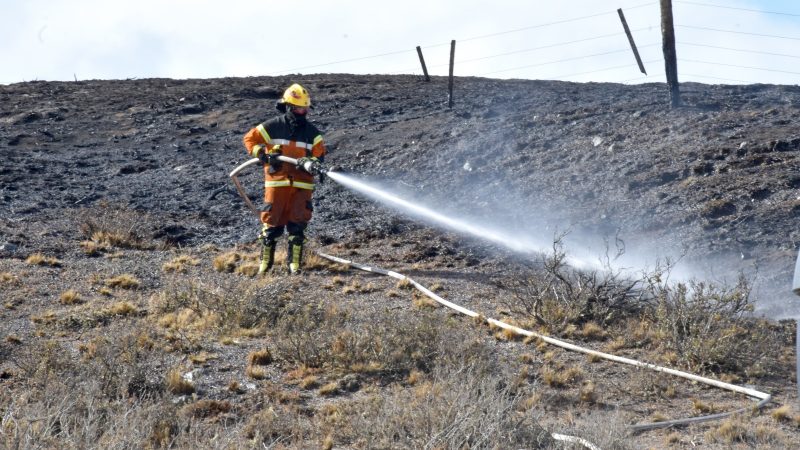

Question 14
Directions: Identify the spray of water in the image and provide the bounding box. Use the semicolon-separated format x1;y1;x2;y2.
327;171;604;271
326;169;800;320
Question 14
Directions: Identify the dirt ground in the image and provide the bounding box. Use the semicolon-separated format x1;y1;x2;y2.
2;75;800;448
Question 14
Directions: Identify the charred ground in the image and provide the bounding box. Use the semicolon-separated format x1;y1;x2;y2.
1;75;800;448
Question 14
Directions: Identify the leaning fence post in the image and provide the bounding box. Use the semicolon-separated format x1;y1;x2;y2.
448;40;456;108
618;8;647;75
660;0;681;107
416;46;431;82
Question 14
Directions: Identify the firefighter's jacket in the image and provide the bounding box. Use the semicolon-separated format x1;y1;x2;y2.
243;113;326;191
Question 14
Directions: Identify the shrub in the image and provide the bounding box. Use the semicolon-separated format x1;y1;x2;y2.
502;236;650;330
651;275;776;374
77;203;156;250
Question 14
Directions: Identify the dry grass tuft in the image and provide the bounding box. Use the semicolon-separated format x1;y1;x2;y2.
162;255;200;273
1;272;17;284
579;380;597;403
692;398;717;414
247;349;273;366
228;380;244;394
771;404;792;422
540;365;584;388
396;278;412;290
180;399;231;419
234;262;260;277
246;364;268;380
299;375;319;389
708;417;749;444
407;370;424;385
318;382;339;396
105;274;140;289
213;251;241;272
412;292;438;309
107;301;138;317
321;434;334;450
25;253;61;267
59;289;83;305
581;322;607;340
165;368;195;395
665;432;681;444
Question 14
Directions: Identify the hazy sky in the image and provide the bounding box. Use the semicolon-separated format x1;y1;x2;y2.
2;0;798;85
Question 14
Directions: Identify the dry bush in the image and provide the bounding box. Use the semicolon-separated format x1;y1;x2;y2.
334;358;554;449
651;275;780;374
149;278;287;351
270;302;440;376
501;236;651;331
77;202;157;250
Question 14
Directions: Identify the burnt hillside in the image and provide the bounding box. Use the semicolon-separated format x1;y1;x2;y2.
2;75;799;314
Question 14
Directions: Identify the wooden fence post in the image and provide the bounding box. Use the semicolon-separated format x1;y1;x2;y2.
618;8;647;75
660;0;681;107
448;40;456;108
416;46;431;82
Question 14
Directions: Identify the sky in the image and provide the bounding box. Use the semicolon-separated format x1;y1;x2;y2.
1;0;798;85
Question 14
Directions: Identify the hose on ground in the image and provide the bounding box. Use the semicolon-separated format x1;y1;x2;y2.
316;252;772;435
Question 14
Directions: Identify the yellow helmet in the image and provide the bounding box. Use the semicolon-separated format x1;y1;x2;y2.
281;83;311;107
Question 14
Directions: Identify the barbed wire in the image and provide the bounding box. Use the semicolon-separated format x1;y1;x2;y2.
386;27;656;74
267;3;657;75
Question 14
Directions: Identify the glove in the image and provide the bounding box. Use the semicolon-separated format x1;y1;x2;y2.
296;156;321;175
254;145;269;164
267;145;283;174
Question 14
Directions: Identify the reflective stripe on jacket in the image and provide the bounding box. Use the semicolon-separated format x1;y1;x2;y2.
243;113;326;186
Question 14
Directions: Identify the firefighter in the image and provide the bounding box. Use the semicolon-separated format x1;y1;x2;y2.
242;83;327;274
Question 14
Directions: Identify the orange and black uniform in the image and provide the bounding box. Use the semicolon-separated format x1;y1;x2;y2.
243;109;327;270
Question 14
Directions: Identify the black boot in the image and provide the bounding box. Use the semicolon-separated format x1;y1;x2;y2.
287;235;304;274
258;225;284;274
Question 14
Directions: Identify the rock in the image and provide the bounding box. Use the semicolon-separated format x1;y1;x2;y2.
0;242;18;253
